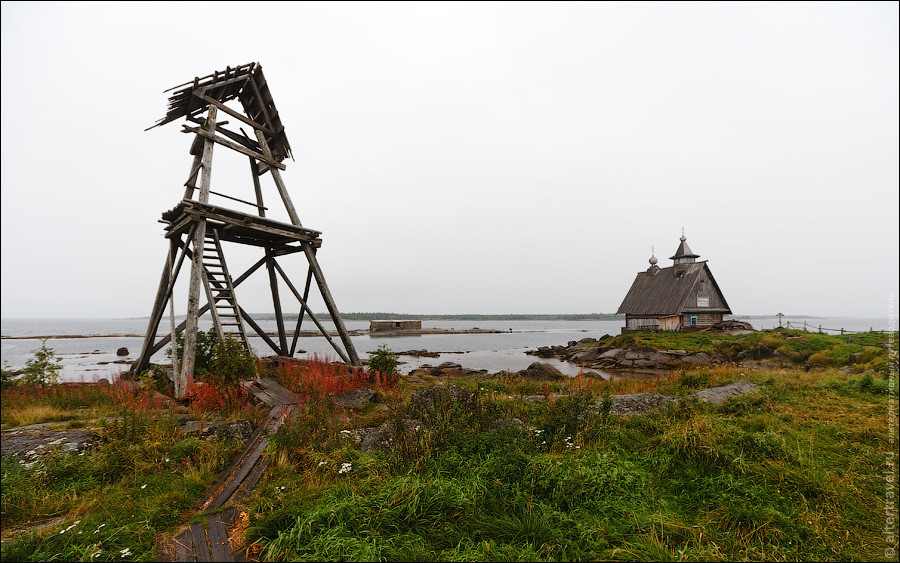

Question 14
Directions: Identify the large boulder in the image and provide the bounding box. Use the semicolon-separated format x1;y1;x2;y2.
570;348;603;363
680;352;713;364
607;393;678;415
333;388;376;409
517;362;566;381
350;419;428;452
695;382;759;405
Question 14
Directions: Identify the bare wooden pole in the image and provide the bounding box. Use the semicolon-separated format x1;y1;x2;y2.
272;260;351;364
181;106;217;394
168;238;181;384
249;155;287;354
253;130;360;365
133;242;176;376
289;264;315;356
183;153;202;200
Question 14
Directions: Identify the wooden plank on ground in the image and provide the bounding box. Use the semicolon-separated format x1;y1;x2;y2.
206;517;231;562
208;440;268;511
174;529;195;562
257;377;297;404
191;522;211;562
230;458;268;504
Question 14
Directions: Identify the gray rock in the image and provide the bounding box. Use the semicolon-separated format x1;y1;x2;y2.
1;429;99;462
695;382;759;405
528;362;564;376
647;352;674;364
600;348;623;359
180;420;218;437
490;417;526;432
681;352;713;364
624;351;645;360
608;393;678;415
570;349;602;363
217;420;255;441
351;419;428;452
333;388;376;409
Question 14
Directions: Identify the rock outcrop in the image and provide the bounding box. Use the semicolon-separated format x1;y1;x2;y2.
527;337;727;371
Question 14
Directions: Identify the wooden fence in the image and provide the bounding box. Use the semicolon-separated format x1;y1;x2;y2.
783;321;893;336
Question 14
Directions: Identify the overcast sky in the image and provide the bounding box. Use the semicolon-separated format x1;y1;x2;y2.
1;1;897;320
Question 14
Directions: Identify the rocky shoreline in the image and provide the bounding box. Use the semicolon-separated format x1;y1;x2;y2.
526;336;777;372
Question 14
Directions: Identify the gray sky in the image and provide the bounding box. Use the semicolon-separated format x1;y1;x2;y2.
2;1;897;319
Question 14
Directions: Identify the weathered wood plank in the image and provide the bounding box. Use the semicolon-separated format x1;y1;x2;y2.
271;258;352;364
186;126;285;170
210;440;268;510
256;377;297;405
198;407;280;512
198;94;276;135
206;517;231;562
181;107;217;393
290;264;315;356
253;130;300;224
191;522;211;562
174;529;195;562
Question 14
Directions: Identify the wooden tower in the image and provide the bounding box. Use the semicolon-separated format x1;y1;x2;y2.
132;63;360;396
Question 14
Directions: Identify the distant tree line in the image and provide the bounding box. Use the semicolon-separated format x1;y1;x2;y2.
254;312;627;321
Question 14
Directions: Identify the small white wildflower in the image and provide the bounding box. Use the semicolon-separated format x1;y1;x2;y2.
165;458;170;462
339;462;352;474
91;550;102;558
94;523;106;534
120;547;131;556
141;484;147;489
279;486;285;490
317;461;327;467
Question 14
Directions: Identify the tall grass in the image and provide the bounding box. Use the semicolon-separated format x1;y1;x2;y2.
240;362;896;561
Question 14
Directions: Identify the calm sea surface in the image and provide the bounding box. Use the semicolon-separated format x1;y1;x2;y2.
1;316;891;382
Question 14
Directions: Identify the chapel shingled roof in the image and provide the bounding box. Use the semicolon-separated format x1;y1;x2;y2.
616;262;731;316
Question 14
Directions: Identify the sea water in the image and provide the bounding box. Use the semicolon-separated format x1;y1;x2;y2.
1;316;891;382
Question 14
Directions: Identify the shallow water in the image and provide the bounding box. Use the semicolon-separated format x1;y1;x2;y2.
1;316;890;382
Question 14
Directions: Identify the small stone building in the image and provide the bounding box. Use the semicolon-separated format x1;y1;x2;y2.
616;235;731;332
369;319;422;332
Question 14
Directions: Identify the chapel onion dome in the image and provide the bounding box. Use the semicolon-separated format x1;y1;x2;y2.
647;247;660;274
